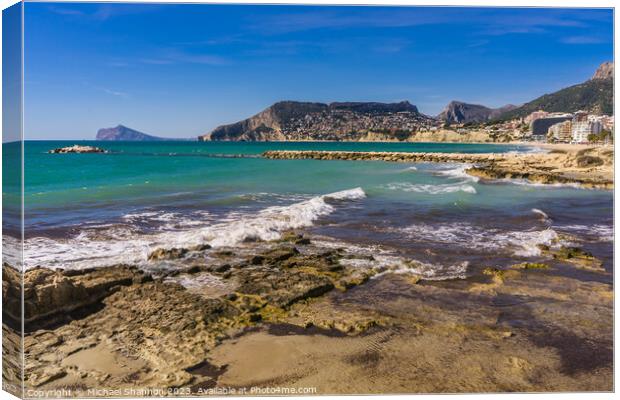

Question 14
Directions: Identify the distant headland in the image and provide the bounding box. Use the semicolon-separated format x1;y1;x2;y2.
96;62;613;144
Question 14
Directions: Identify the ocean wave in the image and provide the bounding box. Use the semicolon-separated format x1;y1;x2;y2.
395;223;561;257
433;163;480;183
554;224;613;242
22;187;366;270
497;178;584;190
506;146;549;155
531;208;551;222
385;260;469;281
313;237;469;281
384;182;477;194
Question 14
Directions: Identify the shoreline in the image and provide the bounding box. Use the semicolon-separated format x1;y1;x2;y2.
262;146;613;189
5;228;613;394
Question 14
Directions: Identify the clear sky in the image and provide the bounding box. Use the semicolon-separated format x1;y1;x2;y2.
24;3;613;139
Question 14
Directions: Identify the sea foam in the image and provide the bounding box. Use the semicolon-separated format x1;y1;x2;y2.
384;182;477;194
395;223;561;257
22;187;366;270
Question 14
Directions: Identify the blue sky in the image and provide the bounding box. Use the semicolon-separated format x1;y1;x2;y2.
24;3;613;139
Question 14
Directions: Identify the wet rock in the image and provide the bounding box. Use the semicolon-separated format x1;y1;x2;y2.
214;264;231;273
212;250;234;258
577;155;604;168
236;266;335;308
511;262;549;270
148;247;188;261
49;145;106;154
4;264;147;326
190;244;212;252
404;274;422;285
551;246;605;272
261;246;299;264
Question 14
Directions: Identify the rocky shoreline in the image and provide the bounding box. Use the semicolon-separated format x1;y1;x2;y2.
262;146;614;189
2;228;613;395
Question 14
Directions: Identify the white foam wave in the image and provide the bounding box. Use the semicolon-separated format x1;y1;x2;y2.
555;224;613;242
531;208;550;222
396;223;560;257
499;179;584;190
313;237;469;281
385;260;469;281
384;182;477;194
23;188;366;270
433;164;480;183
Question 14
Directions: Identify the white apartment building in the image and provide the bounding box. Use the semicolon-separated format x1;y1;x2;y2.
572;120;602;143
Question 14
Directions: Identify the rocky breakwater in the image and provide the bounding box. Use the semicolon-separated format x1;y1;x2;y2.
6;232;384;391
263;146;614;189
263;150;503;163
48;145;107;154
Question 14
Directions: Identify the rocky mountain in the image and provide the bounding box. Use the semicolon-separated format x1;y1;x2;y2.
437;101;517;124
199;101;436;141
495;62;614;120
96;125;174;141
592;61;613;80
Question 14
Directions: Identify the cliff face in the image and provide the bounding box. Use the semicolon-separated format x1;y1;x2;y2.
199;101;434;141
437;101;517;124
592;61;613;80
96;125;167;141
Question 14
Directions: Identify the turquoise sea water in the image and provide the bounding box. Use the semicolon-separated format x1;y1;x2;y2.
7;141;613;278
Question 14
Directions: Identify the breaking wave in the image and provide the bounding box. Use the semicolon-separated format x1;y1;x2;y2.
433;164;480;182
22;187;366;270
394;223;562;257
554;224;613;242
384;182;477;194
531;208;551;222
313;237;469;281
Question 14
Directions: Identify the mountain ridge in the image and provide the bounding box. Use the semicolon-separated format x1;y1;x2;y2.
437;101;517;124
199;100;434;142
493;61;614;121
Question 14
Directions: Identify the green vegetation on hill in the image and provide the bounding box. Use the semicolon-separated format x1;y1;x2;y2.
496;78;613;120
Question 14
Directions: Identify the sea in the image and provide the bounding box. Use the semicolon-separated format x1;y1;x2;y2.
4;141;613;281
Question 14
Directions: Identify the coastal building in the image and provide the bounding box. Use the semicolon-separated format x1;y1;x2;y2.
531;115;573;136
548;120;572;142
572;120;602;143
588;114;614;131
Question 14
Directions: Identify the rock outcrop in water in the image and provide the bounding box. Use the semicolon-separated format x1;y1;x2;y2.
48;145;106;154
437;101;517;124
199;101;436;141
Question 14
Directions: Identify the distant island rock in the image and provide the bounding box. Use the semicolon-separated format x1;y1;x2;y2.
198;101;435;142
96;125;193;141
437;101;517;124
49;145;106;154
